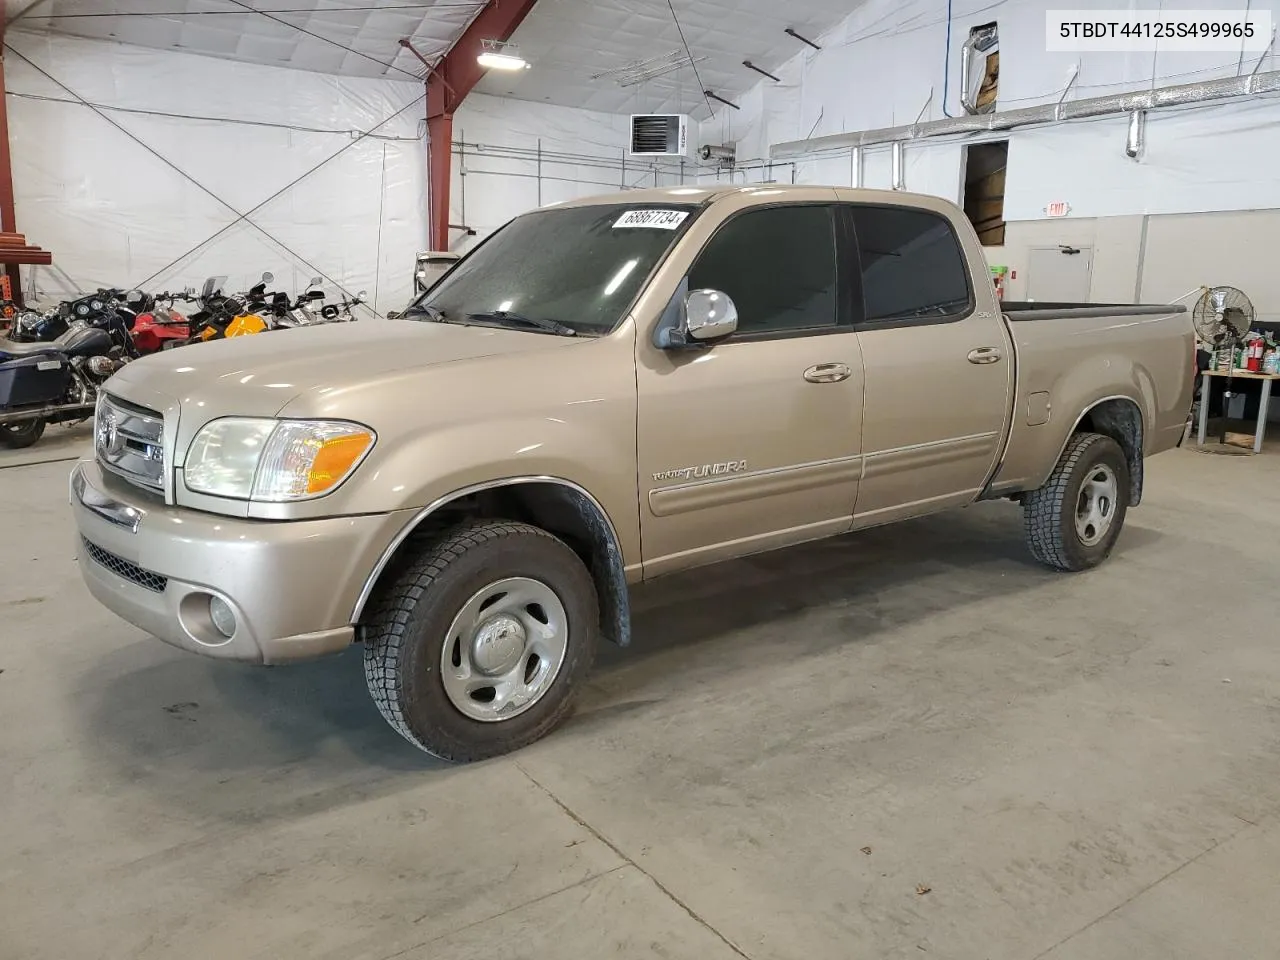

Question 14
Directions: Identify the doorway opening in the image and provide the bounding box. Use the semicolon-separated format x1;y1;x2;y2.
962;140;1008;246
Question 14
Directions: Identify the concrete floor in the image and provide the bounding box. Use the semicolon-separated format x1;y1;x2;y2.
3;425;1279;960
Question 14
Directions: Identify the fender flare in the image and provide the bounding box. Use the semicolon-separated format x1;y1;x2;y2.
1054;395;1146;506
350;475;631;645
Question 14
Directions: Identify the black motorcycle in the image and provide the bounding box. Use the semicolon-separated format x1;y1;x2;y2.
6;288;143;344
0;293;140;449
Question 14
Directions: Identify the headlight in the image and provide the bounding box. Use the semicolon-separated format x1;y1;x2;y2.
183;418;375;501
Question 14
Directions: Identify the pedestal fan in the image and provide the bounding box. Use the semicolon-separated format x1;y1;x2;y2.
1192;285;1254;445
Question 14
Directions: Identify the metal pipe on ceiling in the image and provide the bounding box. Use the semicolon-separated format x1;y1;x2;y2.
771;69;1280;159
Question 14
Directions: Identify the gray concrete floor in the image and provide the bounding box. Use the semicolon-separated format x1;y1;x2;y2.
3;428;1280;960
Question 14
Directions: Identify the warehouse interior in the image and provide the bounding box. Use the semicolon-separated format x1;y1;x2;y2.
3;1;1280;958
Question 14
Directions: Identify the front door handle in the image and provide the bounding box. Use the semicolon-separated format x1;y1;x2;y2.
803;362;852;383
967;347;1003;364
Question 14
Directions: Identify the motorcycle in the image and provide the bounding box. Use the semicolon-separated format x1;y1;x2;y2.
182;273;271;342
318;289;368;323
131;289;197;354
5;288;141;344
0;292;139;449
268;277;328;329
7;301;70;343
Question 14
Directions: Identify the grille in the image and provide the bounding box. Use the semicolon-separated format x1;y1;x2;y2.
96;393;166;494
81;538;168;593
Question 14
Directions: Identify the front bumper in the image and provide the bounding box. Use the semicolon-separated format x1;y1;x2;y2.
70;459;411;664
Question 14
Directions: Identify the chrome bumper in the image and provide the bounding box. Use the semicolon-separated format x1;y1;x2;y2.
70;459;411;665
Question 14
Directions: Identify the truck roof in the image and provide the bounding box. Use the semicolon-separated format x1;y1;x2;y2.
546;184;955;210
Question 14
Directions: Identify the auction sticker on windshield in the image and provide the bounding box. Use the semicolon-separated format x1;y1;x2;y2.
613;209;689;229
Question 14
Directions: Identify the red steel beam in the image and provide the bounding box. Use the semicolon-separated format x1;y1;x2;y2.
426;0;540;250
0;16;24;302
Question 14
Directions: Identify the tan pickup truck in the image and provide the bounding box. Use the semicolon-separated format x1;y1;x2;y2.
70;186;1194;761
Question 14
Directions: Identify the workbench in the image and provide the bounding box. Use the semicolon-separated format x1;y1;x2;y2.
1195;368;1280;453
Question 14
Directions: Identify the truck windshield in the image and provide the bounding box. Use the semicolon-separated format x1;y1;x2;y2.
404;203;698;336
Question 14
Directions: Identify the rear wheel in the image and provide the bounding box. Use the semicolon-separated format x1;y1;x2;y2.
0;418;46;449
1023;432;1130;571
362;520;599;762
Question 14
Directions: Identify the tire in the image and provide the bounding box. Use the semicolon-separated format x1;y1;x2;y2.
1023;432;1130;572
362;519;599;762
0;418;46;450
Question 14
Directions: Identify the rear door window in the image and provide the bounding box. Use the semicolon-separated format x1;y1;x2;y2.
847;205;973;324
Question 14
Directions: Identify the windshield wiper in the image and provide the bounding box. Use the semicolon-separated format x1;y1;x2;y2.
466;311;577;337
401;303;448;322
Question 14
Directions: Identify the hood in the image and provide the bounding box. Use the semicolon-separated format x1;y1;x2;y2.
107;317;581;416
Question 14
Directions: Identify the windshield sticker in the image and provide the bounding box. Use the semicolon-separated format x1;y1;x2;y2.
613;209;689;230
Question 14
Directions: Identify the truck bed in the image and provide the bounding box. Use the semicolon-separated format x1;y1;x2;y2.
986;300;1195;500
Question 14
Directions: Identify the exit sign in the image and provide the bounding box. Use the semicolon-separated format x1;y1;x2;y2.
1045;201;1071;217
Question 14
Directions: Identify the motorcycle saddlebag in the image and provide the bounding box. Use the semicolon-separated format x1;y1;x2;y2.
0;353;72;407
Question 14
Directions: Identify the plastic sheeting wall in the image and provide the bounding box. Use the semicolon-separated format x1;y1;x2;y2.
448;94;688;250
701;0;1280;218
7;31;427;313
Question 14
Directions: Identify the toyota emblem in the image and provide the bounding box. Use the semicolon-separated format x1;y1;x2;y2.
96;408;120;457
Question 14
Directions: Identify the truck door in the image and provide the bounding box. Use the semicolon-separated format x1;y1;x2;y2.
635;201;865;579
842;201;1014;526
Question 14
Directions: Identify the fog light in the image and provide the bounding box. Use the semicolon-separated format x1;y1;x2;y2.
209;596;237;638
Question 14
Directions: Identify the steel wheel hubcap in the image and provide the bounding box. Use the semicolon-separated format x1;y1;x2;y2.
1075;463;1118;547
440;577;569;723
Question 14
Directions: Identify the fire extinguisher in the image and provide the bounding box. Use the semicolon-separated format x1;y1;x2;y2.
1248;336;1263;372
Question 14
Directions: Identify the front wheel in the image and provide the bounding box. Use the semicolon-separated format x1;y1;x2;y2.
362;520;599;762
1023;432;1130;572
0;418;46;449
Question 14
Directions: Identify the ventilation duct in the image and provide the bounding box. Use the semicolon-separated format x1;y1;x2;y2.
772;69;1280;159
699;143;737;165
960;23;999;115
1125;109;1147;159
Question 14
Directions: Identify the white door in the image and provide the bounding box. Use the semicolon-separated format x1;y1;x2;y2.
1026;245;1093;302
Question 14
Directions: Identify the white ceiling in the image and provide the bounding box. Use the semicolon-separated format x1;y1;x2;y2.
13;0;863;118
12;0;482;81
474;0;860;117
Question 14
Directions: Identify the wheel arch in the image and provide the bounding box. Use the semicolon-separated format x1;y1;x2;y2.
1063;396;1146;506
352;476;632;646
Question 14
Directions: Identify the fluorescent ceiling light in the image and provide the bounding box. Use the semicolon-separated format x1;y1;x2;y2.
477;51;529;71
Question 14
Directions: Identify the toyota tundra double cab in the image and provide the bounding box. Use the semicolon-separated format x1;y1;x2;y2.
71;186;1195;761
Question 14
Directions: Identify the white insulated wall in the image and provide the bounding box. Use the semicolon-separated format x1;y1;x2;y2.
701;0;1280;217
448;94;687;250
7;31;427;313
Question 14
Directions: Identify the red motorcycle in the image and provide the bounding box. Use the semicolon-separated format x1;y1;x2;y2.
130;289;197;354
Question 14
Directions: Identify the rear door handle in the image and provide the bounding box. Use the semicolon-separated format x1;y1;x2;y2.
967;347;1003;364
803;362;852;383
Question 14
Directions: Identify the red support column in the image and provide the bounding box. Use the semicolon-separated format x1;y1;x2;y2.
0;18;23;304
426;112;453;253
424;0;541;252
426;72;453;253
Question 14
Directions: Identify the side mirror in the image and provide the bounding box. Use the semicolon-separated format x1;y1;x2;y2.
309;276;322;287
355;290;367;303
261;271;274;284
684;289;738;342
